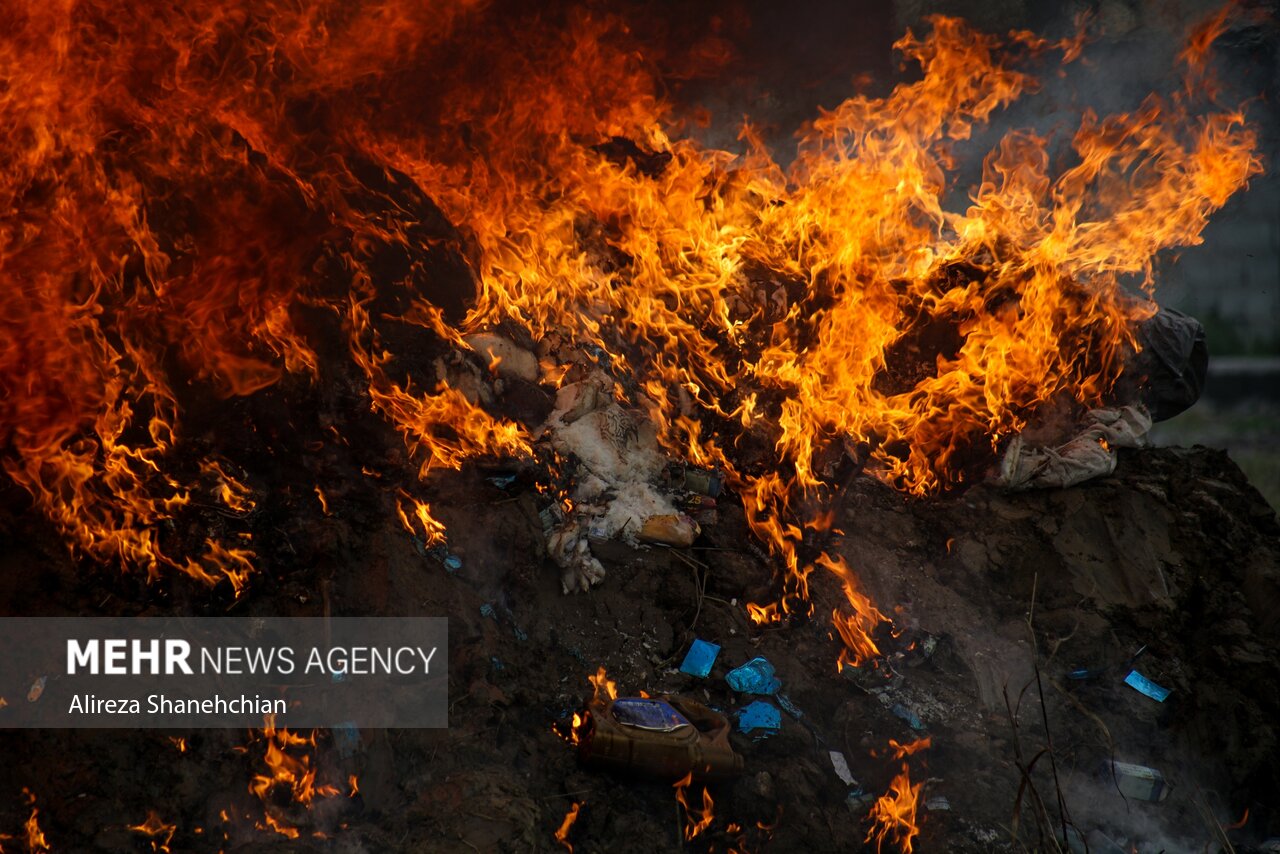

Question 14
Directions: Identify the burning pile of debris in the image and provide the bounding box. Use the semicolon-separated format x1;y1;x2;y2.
0;0;1277;851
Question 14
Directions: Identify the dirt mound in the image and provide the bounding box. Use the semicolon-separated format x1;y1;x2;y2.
1;441;1276;852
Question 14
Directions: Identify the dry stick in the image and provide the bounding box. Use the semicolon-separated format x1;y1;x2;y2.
1026;573;1074;848
665;546;708;631
1048;678;1115;758
1049;670;1127;823
1033;660;1073;851
650;557;708;670
1192;784;1237;854
1005;702;1057;851
1004;673;1064;848
665;546;709;571
1003;681;1027;843
538;790;594;801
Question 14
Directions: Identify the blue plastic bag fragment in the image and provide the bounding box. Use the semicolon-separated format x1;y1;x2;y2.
428;545;462;572
479;603;496;619
737;700;781;735
726;657;781;695
891;703;925;731
1124;669;1171;702
679;639;720;678
611;698;691;732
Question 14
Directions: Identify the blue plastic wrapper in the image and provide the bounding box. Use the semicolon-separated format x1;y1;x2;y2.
333;722;362;759
726;657;781;695
429;545;462;572
612;698;691;732
479;603;496;619
679;639;720;678
891;703;925;731
1124;669;1171;702
737;700;781;735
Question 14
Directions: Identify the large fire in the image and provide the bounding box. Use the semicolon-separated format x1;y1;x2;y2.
0;0;1261;673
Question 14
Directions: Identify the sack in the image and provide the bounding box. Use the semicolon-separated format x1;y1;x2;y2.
1132;308;1208;422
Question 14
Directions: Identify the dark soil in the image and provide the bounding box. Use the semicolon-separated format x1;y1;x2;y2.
1;423;1278;853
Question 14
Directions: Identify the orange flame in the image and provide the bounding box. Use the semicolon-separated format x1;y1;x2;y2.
20;789;49;853
1223;807;1249;831
256;813;300;840
247;717;343;839
673;774;716;841
554;802;581;852
0;0;1260;661
819;553;889;669
127;810;176;853
588;667;618;704
746;602;785;626
394;490;448;546
888;737;933;760
866;764;923;854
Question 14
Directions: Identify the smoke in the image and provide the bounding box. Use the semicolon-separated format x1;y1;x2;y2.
1056;765;1233;853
